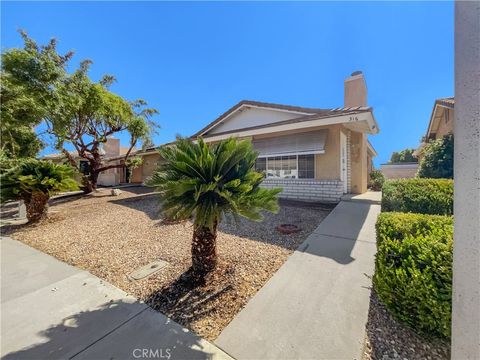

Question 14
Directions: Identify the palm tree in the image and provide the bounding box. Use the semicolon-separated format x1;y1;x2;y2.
146;137;281;277
1;159;79;222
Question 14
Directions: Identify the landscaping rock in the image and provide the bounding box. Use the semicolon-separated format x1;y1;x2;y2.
111;189;122;196
363;290;450;360
4;187;333;341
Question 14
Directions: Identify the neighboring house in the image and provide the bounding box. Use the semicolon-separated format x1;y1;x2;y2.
187;71;379;202
381;97;454;179
129;147;164;183
42;138;136;186
414;97;455;159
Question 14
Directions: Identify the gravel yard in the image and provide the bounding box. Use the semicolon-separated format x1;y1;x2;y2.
2;186;332;341
363;290;450;360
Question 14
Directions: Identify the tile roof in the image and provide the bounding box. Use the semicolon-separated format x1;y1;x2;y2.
193;100;372;137
436;97;455;108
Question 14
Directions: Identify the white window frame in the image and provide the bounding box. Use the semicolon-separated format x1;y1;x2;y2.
257;152;317;179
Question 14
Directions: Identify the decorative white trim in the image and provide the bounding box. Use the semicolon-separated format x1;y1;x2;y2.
202;112;378;143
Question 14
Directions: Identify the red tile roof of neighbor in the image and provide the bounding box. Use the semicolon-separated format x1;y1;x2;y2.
192;100;372;137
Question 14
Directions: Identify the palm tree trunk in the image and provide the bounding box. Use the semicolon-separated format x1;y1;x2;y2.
25;192;49;223
191;224;218;276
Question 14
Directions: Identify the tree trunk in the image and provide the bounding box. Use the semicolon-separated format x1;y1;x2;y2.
191;223;218;276
82;175;93;194
25;192;49;223
83;171;99;194
90;171;99;191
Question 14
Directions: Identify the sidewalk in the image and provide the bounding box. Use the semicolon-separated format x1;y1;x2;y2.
0;236;231;360
215;193;381;359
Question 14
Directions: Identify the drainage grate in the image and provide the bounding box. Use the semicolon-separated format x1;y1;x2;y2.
128;260;168;280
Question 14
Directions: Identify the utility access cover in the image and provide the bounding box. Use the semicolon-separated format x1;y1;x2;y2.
129;260;168;280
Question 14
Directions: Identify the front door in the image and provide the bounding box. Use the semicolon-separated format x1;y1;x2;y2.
340;132;348;193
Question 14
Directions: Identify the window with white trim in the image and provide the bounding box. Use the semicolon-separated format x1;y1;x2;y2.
255;154;315;179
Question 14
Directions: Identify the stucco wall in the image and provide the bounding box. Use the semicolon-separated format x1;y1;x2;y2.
350;131;368;194
130;153;163;183
452;2;480;358
380;163;418;179
245;125;369;194
344;73;367;108
252;125;342;181
435;107;454;139
315;125;341;180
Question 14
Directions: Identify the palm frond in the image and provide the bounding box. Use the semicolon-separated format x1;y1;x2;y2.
146;137;281;230
0;159;79;203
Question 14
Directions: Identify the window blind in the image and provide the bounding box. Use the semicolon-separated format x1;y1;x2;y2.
252;130;328;157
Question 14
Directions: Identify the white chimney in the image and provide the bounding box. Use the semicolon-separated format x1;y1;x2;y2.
344;71;367;108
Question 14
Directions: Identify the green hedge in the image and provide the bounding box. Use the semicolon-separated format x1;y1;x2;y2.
374;212;453;338
382;178;453;215
369;170;385;191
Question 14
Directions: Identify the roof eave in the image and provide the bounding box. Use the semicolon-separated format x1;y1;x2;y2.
194;100;333;138
196;110;377;142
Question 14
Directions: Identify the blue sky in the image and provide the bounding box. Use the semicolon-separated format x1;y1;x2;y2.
1;1;453;166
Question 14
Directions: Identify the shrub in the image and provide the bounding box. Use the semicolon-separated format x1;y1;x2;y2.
382;178;453;215
369;170;385;191
0;159;79;222
417;134;453;179
389;148;418;163
374;212;453;338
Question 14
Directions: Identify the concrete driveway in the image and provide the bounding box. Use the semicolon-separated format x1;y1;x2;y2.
1;236;231;360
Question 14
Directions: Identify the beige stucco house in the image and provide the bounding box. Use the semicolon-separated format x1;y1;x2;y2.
381;97;454;179
45;72;379;202
42;138;136;186
414;97;454;159
183;71;379;202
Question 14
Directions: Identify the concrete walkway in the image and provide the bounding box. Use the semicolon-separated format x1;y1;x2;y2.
216;194;381;360
0;236;231;360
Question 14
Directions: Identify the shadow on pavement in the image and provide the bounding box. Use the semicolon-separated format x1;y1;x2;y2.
300;200;374;265
2;299;219;360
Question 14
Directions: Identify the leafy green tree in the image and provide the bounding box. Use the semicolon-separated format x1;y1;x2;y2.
45;60;158;192
1;32;159;192
0;150;25;175
389;148;417;163
417;134;454;179
1;31;71;158
0;159;79;222
146;137;281;277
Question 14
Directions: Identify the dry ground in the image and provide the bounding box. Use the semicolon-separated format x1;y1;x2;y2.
363;290;450;360
2;186;332;340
